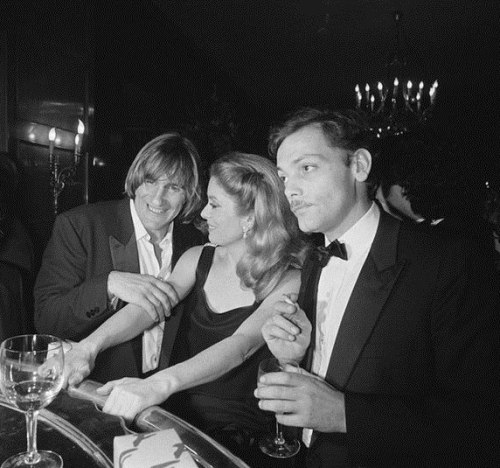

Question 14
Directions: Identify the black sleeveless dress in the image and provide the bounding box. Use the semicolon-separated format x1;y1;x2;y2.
166;245;273;436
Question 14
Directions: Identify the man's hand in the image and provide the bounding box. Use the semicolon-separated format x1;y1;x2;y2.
107;271;179;321
254;367;347;433
63;341;97;388
262;294;312;364
97;376;169;422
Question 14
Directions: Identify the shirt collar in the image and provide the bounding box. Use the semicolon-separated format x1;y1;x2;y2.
334;202;380;260
129;198;173;245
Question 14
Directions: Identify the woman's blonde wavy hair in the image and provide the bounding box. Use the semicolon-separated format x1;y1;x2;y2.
209;152;309;301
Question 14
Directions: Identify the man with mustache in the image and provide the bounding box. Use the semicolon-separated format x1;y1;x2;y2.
256;108;499;467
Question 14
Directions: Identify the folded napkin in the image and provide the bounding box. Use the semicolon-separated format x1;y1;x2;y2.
113;428;197;468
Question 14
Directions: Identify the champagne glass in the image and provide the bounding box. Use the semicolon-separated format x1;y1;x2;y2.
257;357;300;458
0;334;65;468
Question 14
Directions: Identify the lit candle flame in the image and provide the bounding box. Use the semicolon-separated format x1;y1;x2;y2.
49;127;56;142
77;119;85;134
394;77;399;87
355;84;360;93
419;81;424;90
407;80;413;90
48;127;56;164
74;133;82;164
377;82;383;91
429;84;437;105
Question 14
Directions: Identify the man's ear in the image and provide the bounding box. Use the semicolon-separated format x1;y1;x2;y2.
351;148;372;182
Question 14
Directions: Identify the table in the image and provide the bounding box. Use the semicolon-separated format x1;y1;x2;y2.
0;390;250;468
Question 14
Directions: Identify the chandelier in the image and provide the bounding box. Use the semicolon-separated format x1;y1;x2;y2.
354;11;438;138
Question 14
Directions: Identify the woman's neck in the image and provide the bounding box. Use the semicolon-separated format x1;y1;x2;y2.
217;239;247;265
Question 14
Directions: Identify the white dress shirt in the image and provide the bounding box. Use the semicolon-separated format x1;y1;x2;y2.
130;199;173;373
303;202;380;446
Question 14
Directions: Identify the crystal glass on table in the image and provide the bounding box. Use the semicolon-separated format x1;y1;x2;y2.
0;335;65;468
257;357;300;458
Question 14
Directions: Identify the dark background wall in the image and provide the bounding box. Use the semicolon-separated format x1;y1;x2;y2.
1;1;93;270
1;0;499;270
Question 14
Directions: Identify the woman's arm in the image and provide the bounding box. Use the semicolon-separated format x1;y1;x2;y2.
64;303;156;386
98;269;302;420
63;246;202;386
161;269;301;389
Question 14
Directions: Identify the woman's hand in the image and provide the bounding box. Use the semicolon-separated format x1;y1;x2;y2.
63;341;97;388
97;375;172;422
262;294;312;364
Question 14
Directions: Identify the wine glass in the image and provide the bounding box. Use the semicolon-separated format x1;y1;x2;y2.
257;357;301;458
0;334;65;468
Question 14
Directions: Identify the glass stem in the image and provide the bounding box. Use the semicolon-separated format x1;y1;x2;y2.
25;410;41;464
274;419;286;445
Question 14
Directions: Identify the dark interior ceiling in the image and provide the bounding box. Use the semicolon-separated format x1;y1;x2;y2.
155;0;499;115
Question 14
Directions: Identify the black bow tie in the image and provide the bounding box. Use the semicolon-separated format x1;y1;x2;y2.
315;240;348;267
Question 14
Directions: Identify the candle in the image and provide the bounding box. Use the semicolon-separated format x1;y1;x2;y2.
377;81;383;101
77;119;85;135
393;77;399;96
429;87;435;105
74;134;81;164
365;83;370;104
355;85;361;108
75;119;85;164
48;127;56;164
416;92;421;111
430;80;438;105
406;80;413;102
370;94;375;111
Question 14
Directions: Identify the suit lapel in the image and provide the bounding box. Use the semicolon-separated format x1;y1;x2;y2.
109;233;140;272
298;252;322;370
108;200;139;273
325;212;405;389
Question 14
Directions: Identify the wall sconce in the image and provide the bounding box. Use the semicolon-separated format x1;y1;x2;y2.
15;119;88;215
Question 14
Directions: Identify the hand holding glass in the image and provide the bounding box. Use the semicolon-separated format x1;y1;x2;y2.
0;335;65;468
257;357;300;458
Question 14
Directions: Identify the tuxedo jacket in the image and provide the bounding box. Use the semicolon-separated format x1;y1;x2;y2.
34;198;205;382
299;210;499;467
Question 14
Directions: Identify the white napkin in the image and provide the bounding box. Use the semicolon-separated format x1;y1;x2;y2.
113;428;197;468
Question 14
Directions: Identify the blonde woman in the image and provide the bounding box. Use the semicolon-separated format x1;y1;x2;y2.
64;152;310;458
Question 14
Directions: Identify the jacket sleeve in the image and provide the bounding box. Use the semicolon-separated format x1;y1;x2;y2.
34;212;114;340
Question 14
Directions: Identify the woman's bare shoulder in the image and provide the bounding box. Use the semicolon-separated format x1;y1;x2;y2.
177;243;215;266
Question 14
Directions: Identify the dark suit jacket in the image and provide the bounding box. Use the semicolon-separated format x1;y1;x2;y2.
300;210;500;467
34;198;206;382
